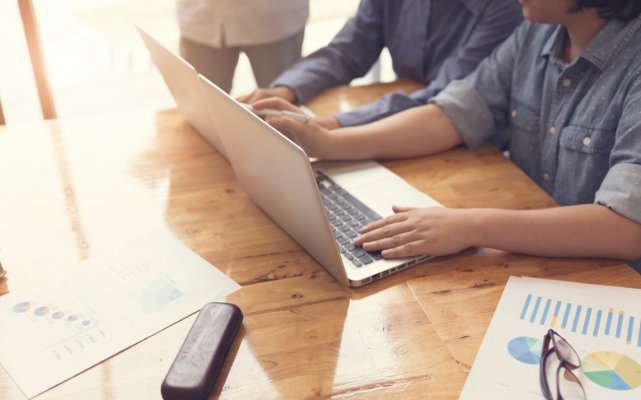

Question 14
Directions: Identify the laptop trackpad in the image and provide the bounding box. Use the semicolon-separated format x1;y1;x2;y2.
319;160;442;218
317;161;441;216
348;176;442;218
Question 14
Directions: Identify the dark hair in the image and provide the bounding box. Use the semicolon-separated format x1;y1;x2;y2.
574;0;641;21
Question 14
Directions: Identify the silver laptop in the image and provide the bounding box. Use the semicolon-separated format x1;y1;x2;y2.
197;75;443;287
136;26;228;159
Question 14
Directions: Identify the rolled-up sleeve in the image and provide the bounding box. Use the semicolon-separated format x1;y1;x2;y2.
430;22;526;149
595;163;641;224
596;161;641;268
595;76;641;225
430;80;495;149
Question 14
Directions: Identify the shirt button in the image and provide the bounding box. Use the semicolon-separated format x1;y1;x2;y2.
562;78;572;88
582;137;591;146
549;126;557;135
511;109;517;118
543;173;551;181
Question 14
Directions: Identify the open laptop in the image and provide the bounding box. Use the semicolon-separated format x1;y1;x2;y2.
136;26;228;159
197;75;443;287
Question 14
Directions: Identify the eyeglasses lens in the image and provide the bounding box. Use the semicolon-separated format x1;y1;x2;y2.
558;368;586;400
554;335;581;367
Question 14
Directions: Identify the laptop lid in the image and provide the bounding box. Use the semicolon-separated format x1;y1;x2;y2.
136;26;228;159
197;75;350;286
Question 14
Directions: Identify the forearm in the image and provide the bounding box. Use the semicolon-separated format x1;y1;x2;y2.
468;204;641;260
328;104;462;159
271;48;364;103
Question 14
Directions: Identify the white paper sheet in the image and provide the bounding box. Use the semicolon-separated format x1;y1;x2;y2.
461;276;641;399
0;228;240;398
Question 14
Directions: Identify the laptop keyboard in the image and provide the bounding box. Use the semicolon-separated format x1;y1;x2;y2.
315;171;384;267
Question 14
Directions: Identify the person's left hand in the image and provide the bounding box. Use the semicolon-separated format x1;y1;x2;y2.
353;206;476;258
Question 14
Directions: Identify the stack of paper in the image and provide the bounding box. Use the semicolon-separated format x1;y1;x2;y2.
0;229;240;399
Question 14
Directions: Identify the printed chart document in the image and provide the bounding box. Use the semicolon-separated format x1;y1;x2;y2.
461;276;641;399
0;229;240;399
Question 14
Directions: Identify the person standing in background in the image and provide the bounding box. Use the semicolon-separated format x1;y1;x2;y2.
176;0;309;93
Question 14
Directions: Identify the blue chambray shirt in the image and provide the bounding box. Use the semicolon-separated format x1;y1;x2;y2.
270;0;523;126
431;18;641;268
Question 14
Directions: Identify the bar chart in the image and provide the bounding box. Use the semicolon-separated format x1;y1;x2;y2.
519;294;641;347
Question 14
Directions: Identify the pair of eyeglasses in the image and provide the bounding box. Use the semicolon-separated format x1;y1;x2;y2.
539;329;586;400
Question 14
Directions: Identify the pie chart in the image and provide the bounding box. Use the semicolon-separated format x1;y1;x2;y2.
583;352;641;391
34;306;50;317
12;301;31;313
507;336;541;365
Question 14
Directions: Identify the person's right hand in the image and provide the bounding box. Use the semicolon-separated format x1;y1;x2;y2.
237;86;296;104
253;98;338;159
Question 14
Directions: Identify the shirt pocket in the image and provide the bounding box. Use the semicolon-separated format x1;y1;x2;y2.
559;125;615;154
556;125;615;204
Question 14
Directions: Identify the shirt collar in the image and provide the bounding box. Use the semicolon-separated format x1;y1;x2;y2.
540;24;567;69
582;14;641;70
541;14;641;71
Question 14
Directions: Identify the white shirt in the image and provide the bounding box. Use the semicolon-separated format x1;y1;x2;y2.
177;0;309;48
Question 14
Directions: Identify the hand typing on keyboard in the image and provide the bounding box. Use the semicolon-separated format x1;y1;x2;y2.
353;206;476;258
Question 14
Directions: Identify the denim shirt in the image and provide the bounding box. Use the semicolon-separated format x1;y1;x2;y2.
270;0;523;126
431;18;641;267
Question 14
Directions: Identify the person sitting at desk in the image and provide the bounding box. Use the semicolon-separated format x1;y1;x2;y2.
239;0;523;129
253;0;641;266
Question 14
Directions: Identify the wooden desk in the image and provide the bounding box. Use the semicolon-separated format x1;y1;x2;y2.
1;82;639;399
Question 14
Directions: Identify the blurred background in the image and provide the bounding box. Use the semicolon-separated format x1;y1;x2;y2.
0;0;395;124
